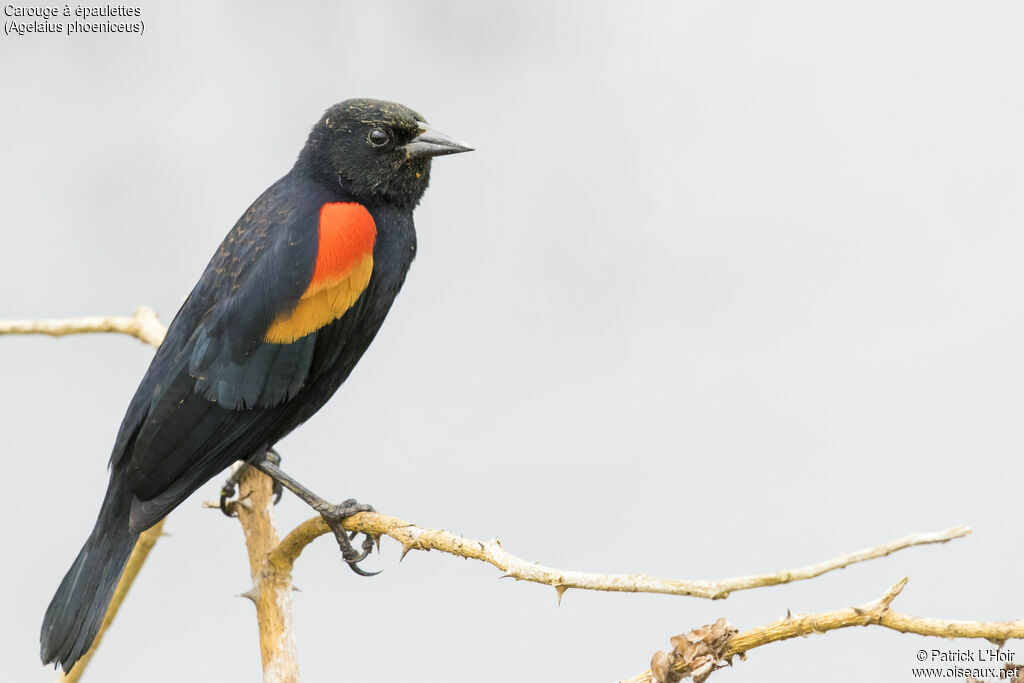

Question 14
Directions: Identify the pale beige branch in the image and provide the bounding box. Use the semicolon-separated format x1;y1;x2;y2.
624;578;1024;683
0;306;166;348
226;465;299;683
269;511;969;601
700;526;970;598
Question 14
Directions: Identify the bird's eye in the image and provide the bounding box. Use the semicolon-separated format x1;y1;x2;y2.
367;129;391;147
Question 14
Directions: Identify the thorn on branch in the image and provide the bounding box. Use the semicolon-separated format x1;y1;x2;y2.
880;577;909;608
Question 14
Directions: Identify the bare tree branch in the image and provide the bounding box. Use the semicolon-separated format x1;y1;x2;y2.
626;578;1024;683
225;465;300;683
0;306;166;347
8;309;1006;683
268;513;969;601
217;478;977;682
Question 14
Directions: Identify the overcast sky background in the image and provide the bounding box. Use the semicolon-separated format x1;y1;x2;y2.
2;1;1024;681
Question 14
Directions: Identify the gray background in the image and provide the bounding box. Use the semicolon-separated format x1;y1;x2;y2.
2;1;1023;681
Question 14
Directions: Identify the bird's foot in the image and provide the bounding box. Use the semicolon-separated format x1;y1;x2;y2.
264;449;285;504
314;499;380;576
251;457;380;576
219;448;284;517
219;467;244;517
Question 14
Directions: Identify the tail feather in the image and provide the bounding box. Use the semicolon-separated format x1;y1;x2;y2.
40;496;137;673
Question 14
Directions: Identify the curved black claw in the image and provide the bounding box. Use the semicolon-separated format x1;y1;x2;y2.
344;535;379;576
346;533;376;564
348;559;380;577
318;499;380;576
219;483;236;516
219;472;243;517
264;449;284;505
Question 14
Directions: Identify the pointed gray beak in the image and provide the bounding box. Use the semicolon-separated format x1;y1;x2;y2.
404;122;474;158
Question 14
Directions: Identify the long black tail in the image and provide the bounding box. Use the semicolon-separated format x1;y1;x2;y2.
40;488;138;673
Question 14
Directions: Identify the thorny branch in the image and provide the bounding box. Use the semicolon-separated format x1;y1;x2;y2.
3;310;1014;682
264;509;970;602
0;306;166;347
625;578;1024;683
223;464;300;683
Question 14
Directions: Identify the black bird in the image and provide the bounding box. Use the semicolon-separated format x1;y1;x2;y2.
40;98;472;672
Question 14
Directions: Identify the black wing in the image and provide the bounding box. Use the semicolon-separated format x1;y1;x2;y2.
110;176;337;531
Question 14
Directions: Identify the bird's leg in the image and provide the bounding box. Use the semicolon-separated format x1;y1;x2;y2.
252;457;379;577
219;448;284;516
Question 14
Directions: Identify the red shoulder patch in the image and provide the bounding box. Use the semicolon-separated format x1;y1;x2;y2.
311;202;377;289
264;202;376;344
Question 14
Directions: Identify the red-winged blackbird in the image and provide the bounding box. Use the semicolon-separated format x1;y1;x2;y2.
40;98;472;672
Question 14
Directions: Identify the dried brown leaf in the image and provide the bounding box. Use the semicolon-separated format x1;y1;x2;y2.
655;619;739;682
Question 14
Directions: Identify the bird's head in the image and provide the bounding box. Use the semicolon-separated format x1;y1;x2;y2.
299;98;472;209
